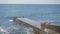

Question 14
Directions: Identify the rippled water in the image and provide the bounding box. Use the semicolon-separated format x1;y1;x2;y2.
0;4;60;34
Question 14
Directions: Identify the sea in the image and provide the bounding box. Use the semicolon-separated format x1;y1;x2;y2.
0;4;60;34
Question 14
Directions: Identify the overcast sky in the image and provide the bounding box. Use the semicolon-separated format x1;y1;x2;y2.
0;0;60;4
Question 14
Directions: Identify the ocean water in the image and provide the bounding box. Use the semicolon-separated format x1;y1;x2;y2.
0;4;60;34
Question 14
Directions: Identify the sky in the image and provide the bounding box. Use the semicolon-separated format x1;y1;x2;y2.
0;0;60;4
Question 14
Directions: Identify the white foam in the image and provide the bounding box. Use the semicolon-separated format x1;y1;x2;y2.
0;27;9;33
9;20;13;22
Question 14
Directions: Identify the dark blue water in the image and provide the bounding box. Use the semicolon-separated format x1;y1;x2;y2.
0;4;60;34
